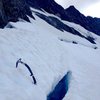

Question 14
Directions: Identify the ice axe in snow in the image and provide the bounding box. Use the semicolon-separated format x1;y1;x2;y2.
16;58;36;84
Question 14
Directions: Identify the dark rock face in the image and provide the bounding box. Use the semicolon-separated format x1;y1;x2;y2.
0;0;7;27
3;0;33;22
0;0;34;28
27;0;66;18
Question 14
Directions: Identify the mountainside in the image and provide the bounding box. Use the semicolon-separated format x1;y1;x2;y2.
0;0;100;100
0;0;100;35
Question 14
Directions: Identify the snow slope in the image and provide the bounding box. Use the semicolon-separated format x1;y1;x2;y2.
0;8;100;100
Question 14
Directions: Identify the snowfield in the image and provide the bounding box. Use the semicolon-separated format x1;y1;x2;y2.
0;9;100;100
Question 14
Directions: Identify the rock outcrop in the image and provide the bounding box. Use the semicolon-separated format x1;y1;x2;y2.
0;0;34;28
0;0;100;36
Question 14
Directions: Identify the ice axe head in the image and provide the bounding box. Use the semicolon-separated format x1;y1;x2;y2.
16;58;22;68
18;58;22;62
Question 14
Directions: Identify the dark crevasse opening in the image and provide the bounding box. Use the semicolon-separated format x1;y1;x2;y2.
47;71;72;100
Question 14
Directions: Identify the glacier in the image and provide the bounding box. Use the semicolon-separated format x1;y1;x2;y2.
0;8;100;100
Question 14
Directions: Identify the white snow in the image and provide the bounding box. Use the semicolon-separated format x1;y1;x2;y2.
0;8;100;100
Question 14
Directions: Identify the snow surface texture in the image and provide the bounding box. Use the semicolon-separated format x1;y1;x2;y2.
0;8;100;100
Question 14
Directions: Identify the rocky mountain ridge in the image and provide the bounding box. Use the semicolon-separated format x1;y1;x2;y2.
0;0;100;36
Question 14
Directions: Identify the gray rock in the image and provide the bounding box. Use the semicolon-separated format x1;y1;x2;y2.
0;0;34;28
3;0;34;22
0;0;7;27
